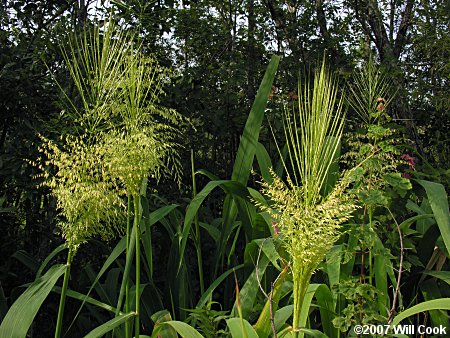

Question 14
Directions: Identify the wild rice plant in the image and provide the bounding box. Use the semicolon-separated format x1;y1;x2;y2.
37;135;125;338
100;49;182;338
41;18;182;338
260;62;357;336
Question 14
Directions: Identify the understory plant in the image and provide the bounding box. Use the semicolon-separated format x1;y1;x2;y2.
336;60;412;330
260;62;357;336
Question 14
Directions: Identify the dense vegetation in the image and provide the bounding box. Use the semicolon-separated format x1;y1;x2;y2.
0;1;449;337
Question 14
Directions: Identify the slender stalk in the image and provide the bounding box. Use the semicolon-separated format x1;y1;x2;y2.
134;196;141;338
191;149;204;295
55;248;74;338
125;194;132;338
292;270;309;338
368;210;373;286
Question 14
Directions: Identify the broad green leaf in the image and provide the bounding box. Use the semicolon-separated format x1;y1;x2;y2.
406;199;435;234
231;55;280;184
417;180;450;254
84;311;135;338
254;238;282;270
274;305;294;330
392;298;450;325
325;244;342;303
156;321;204;338
315;285;337;338
399;214;434;232
227;318;259;338
216;55;279;276
0;264;66;338
255;142;273;183
299;284;336;338
425;271;450;287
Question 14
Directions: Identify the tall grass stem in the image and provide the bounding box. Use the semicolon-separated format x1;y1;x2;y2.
55;248;74;338
191;149;205;295
125;194;132;338
134;196;141;338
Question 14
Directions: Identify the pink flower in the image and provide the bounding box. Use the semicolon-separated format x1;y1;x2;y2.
401;153;416;168
272;221;280;237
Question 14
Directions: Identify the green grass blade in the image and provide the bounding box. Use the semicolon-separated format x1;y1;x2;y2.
392;298;450;325
314;284;337;338
11;250;39;274
115;227;135;316
179;180;252;271
231;55;280;184
373;236;390;317
299;328;329;338
299;284;336;337
52;286;120;314
36;244;67;279
255;142;273;183
84;311;136;338
417;180;450;254
199;222;220;242
424;271;450;286
274;305;294;331
0;264;66;338
325;244;342;304
227;318;259;338
66;234;128;333
196;264;245;308
214;55;279;275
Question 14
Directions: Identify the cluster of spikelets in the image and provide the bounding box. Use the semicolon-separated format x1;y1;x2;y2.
37;136;125;252
35;20;182;253
259;169;357;278
102;126;181;198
